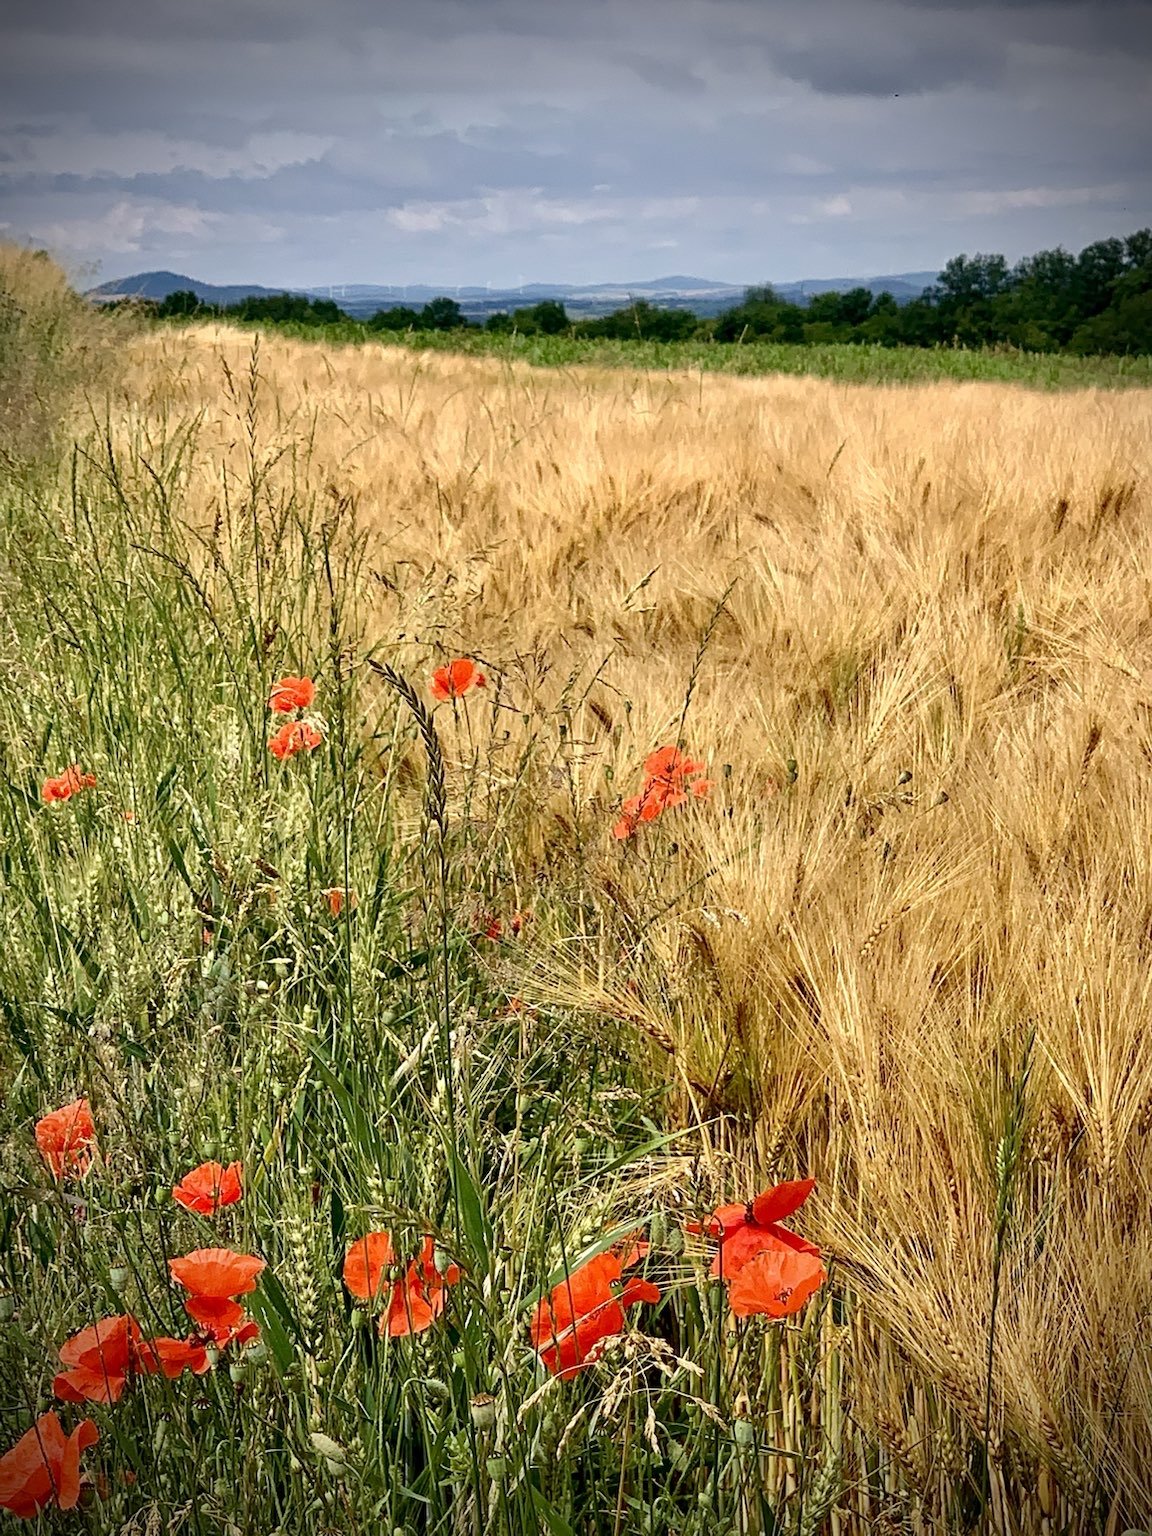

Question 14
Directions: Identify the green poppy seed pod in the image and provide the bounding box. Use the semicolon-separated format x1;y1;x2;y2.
470;1393;497;1431
309;1432;346;1463
315;1356;334;1378
732;1417;756;1448
433;1244;452;1277
0;1296;15;1324
246;1341;269;1366
485;1456;507;1481
108;1266;129;1293
229;1361;247;1384
205;1345;221;1368
349;1308;367;1330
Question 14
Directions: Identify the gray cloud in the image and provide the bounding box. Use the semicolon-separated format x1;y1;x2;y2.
0;0;1149;285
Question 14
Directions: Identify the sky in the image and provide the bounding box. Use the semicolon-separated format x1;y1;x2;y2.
1;0;1151;288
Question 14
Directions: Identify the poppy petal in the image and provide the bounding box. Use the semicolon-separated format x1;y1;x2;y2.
750;1178;816;1226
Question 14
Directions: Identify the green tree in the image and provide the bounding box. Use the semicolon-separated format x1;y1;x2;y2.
419;296;467;330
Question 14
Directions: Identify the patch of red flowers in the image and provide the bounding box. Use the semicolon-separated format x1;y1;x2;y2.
268;675;315;713
343;1232;461;1337
612;744;713;840
53;1315;209;1405
172;1160;243;1215
691;1178;826;1320
0;1411;98;1519
268;720;324;760
530;1243;660;1379
35;1099;95;1180
41;766;96;805
430;657;485;702
169;1247;265;1341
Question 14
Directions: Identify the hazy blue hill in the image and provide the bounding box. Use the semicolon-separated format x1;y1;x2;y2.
89;272;304;305
87;269;939;318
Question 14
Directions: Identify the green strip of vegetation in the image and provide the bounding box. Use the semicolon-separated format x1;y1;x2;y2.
168;317;1152;390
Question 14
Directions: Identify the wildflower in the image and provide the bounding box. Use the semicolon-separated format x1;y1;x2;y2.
268;720;324;760
139;1336;210;1378
612;743;712;840
0;1412;99;1519
172;1161;243;1216
692;1178;826;1320
169;1247;265;1336
268;676;315;713
430;657;486;702
54;1315;149;1405
41;766;96;804
530;1244;660;1379
35;1099;95;1180
342;1232;461;1338
324;886;357;917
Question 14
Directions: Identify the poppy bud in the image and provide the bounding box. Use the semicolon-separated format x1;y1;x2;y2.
485;1456;507;1481
0;1295;14;1323
648;1210;668;1247
469;1393;497;1430
109;1265;129;1293
271;957;290;978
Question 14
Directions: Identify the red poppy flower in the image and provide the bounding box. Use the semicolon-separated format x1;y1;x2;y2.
530;1246;660;1379
692;1178;826;1319
0;1412;99;1519
268;720;324;760
41;766;96;804
35;1099;95;1180
643;745;706;784
430;657;486;702
170;1247;265;1331
172;1161;243;1215
727;1246;826;1319
324;886;357;917
343;1232;460;1338
268;676;315;713
612;744;711;839
139;1336;211;1378
54;1315;148;1405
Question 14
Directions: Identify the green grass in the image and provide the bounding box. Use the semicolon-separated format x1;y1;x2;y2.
0;403;848;1535
177;316;1152;390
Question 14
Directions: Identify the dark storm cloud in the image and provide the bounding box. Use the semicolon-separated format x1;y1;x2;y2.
1;0;1149;286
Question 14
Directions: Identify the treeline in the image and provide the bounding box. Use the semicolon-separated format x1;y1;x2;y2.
147;229;1152;354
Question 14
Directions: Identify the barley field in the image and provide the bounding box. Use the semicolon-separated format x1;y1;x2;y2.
4;249;1152;1533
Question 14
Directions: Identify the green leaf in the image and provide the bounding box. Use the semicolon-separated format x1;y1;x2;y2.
528;1486;578;1536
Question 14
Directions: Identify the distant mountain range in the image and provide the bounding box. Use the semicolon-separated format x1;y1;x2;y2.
88;268;940;320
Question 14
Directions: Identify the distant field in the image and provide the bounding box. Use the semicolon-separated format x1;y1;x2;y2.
175;314;1152;389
